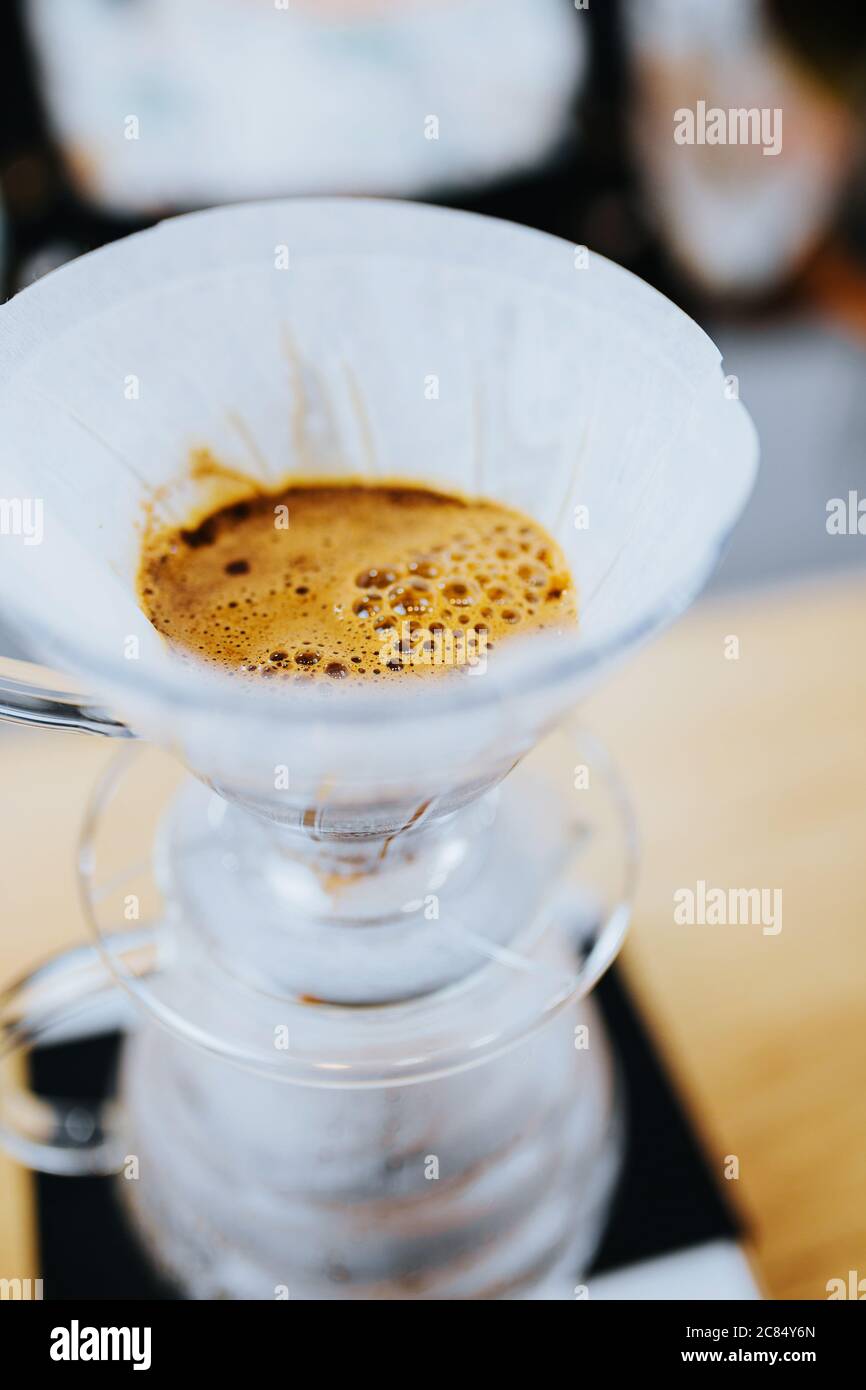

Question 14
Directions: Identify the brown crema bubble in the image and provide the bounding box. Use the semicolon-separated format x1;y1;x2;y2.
137;479;577;680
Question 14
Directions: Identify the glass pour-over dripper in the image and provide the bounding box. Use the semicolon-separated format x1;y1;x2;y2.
0;199;758;1297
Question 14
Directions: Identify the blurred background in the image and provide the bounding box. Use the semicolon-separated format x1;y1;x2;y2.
2;0;866;593
1;0;865;1302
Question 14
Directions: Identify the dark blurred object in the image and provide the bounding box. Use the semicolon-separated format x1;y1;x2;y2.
622;0;865;304
767;0;866;105
0;1;141;294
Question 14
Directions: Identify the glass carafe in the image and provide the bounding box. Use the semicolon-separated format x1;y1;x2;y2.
2;729;632;1300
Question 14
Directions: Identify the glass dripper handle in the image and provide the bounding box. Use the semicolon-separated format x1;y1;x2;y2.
0;930;152;1176
0;658;130;738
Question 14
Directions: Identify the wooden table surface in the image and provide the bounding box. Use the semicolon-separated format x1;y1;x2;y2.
1;572;865;1300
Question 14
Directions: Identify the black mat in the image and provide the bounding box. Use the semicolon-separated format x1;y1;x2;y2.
30;966;739;1300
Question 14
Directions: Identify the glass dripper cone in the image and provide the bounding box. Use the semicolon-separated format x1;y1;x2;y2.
0;198;758;845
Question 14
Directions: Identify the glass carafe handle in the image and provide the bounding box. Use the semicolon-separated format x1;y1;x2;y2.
0;657;131;737
0;930;153;1175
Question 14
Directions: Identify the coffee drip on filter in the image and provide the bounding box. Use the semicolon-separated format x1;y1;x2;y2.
0;200;758;1297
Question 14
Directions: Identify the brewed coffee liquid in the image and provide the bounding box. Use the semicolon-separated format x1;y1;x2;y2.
138;481;576;680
